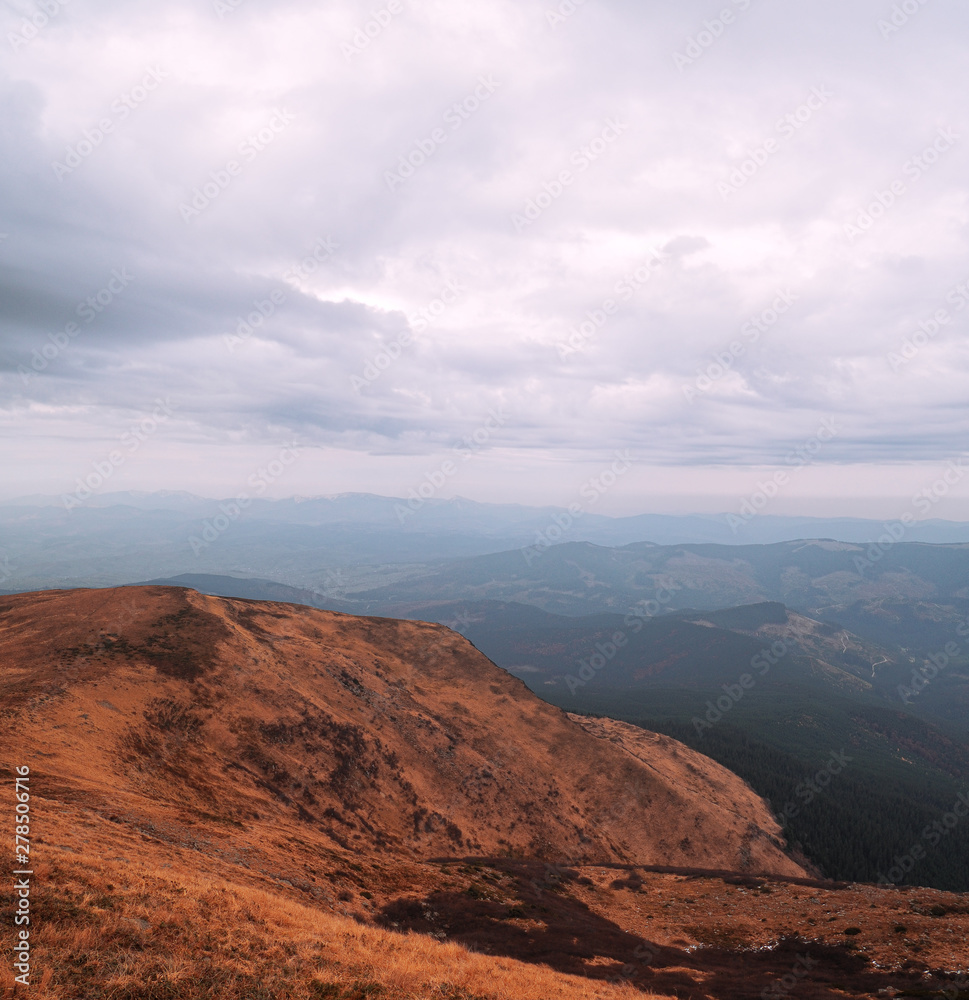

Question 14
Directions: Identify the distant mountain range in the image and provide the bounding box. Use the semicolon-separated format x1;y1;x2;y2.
5;490;969;594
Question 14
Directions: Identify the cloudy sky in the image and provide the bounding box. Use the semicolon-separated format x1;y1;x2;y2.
2;0;968;517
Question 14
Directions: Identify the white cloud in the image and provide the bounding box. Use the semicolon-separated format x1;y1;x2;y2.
1;0;968;511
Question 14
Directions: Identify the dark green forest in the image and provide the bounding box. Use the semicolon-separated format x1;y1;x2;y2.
632;715;969;891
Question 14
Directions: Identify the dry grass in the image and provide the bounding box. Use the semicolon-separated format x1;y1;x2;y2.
0;822;658;1000
3;588;968;1000
3;792;968;1000
0;586;804;876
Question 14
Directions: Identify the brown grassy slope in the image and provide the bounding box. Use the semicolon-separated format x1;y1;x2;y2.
2;785;967;1000
0;585;803;875
0;801;660;1000
3;587;969;1000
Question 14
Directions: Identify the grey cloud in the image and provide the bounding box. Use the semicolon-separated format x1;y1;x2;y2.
1;0;968;505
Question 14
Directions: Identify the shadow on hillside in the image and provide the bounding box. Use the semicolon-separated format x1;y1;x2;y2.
375;859;945;1000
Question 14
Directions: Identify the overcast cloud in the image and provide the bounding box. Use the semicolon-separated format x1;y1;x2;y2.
2;0;968;516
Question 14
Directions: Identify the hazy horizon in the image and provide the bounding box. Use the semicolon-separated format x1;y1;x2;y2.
6;486;969;524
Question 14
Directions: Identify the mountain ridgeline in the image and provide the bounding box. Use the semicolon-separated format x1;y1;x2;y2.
0;585;802;875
